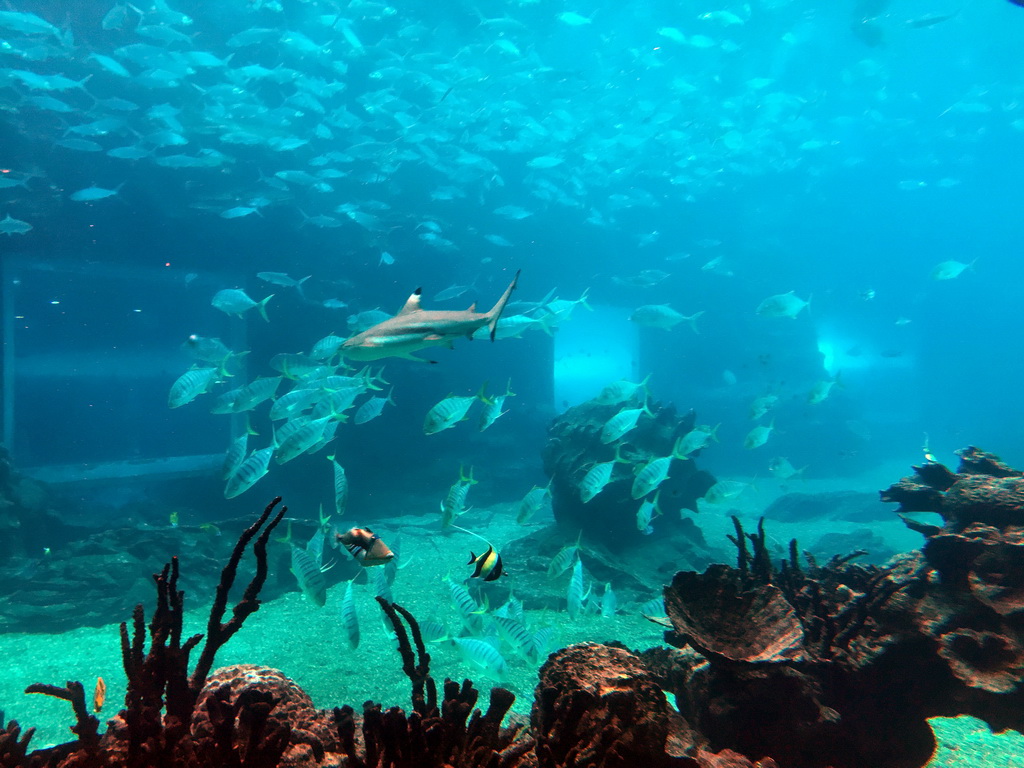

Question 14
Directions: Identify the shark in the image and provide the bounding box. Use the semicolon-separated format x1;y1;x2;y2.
341;270;520;362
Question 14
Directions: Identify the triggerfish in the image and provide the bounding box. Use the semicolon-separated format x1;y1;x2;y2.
334;526;395;566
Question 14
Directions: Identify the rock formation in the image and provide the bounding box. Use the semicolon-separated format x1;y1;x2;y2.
542;398;716;546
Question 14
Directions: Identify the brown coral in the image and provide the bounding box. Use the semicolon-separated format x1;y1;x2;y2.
532;642;691;768
936;628;1024;694
192;665;335;767
664;566;806;665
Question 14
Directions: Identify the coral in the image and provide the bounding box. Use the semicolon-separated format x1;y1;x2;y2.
0;717;36;768
20;496;286;768
23;681;100;750
542;399;715;546
665;566;806;665
330;596;529;768
191;666;328;767
532;642;688;767
876;447;1024;733
531;642;779;768
661;517;932;768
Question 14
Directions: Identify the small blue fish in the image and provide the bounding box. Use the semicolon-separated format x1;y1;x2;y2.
69;183;123;202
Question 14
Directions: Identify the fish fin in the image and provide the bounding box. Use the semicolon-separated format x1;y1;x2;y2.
398;351;436;363
397;288;422;315
687;310;705;334
258;294;274;322
471;594;490;614
485;269;520;340
275;520;293;545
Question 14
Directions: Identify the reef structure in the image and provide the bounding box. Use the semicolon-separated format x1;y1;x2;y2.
542;398;716;546
648;447;1024;768
5;448;1024;768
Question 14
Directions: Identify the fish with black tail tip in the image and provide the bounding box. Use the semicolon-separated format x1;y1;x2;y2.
452;524;504;581
340;270;520;362
333;526;394;566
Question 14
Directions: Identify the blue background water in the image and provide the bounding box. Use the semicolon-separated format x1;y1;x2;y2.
2;0;1023;510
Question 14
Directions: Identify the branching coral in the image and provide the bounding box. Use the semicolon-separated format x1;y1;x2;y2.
19;496;286;768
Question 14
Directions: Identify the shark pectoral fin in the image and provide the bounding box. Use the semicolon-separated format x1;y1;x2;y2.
399;351;437;364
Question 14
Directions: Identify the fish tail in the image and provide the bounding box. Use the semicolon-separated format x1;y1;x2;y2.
671;436;690;461
638;373;653;397
258;294;274;322
485;269;520;340
687;310;705;334
578;287;593;310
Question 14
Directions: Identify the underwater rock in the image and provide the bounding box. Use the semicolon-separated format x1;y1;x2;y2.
0;449;74;566
809;528;896;565
542;399;715;547
532;642;692;767
762;490;889;523
0;515;333;634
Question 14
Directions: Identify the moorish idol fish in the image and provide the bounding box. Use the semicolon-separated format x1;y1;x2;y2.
452;524;504;581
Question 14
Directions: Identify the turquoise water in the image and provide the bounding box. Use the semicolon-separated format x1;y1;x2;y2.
2;0;1023;762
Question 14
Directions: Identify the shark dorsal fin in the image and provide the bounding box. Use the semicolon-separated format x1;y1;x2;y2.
397;288;423;316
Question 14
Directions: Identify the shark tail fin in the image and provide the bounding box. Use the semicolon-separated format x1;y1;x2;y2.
485;269;521;341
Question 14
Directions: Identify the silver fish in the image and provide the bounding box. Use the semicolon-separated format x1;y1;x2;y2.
339;580;360;650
